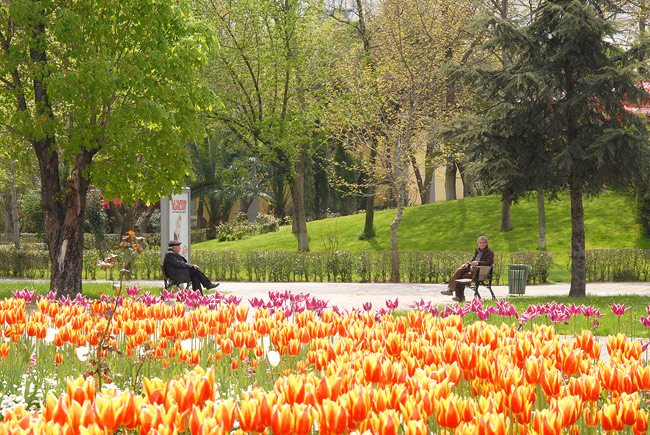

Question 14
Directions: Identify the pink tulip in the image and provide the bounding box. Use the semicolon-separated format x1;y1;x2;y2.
610;304;630;317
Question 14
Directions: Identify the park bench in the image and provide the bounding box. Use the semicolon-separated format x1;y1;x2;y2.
456;265;496;300
160;264;189;290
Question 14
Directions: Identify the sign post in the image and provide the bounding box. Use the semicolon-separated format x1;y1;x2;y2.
161;187;191;263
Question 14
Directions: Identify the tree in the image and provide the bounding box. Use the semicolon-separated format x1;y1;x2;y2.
198;0;325;251
466;0;650;296
321;0;477;281
0;0;213;297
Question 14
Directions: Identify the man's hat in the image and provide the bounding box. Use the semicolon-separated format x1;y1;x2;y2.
168;240;182;246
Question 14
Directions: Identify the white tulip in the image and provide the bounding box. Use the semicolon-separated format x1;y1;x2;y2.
267;350;280;368
75;346;89;362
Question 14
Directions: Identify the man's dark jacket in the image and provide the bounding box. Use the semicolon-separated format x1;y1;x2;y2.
471;246;494;266
163;249;194;283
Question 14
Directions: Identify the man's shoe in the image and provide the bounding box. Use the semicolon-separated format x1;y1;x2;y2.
440;290;453;296
452;296;465;302
206;282;220;290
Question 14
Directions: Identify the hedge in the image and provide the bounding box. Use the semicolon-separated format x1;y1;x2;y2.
0;247;556;285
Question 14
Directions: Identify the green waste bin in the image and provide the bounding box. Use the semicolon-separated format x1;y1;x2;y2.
508;264;529;295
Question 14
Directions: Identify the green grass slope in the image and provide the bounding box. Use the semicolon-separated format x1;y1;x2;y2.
195;191;647;281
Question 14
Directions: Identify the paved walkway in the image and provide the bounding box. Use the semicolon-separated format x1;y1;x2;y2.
4;278;649;311
207;281;650;311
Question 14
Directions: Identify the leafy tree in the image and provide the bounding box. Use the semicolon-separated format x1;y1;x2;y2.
464;0;650;296
197;0;326;251
321;0;477;281
0;0;213;297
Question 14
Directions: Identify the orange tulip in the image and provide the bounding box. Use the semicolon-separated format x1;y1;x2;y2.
524;357;542;385
369;409;399;435
271;403;294;435
456;342;477;372
238;397;261;432
288;338;302;357
600;403;624;433
541;366;561;398
478;412;507;435
188;405;204;435
362;354;383;384
618;393;639;427
318;399;348;435
532;409;561;435
404;419;428;435
94;394;123;431
1;343;10;358
221;338;233;355
634;408;648;435
259;392;277;428
635;364;650;390
584;402;599;427
508;385;531;415
436;395;462;429
561;349;580;376
235;305;249;322
578;374;601;402
346;387;370;423
293;403;315;435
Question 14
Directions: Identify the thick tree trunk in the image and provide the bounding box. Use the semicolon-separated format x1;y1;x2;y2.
364;186;375;237
109;201;124;236
27;14;93;298
569;182;586;297
445;162;457;201
537;188;546;249
390;192;404;283
135;203;157;235
290;148;309;251
501;194;512;231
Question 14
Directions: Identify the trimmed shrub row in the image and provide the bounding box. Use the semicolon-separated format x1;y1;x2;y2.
15;246;650;285
584;248;650;282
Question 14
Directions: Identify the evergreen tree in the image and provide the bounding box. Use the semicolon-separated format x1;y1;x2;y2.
448;0;650;296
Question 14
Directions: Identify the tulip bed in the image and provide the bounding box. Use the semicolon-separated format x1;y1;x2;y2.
1;289;650;435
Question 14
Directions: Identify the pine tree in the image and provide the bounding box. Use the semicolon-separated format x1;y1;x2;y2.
449;0;650;296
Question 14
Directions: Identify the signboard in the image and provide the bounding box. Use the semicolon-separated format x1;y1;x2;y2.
160;187;191;263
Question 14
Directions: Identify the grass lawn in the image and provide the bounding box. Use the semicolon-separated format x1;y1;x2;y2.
196;190;648;282
0;281;162;301
465;294;650;338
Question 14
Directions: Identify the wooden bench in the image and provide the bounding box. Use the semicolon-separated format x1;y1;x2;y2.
455;265;496;300
160;264;189;290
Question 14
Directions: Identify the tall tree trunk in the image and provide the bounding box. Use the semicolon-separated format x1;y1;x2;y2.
537;188;546;249
568;182;586;297
290;147;309;251
457;161;476;197
9;162;20;249
501;194;512;231
390;189;405;283
364;186;375;237
422;163;434;205
196;199;205;229
445;162;457;201
363;143;377;237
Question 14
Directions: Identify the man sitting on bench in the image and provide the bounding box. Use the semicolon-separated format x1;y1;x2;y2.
441;236;494;302
163;240;220;294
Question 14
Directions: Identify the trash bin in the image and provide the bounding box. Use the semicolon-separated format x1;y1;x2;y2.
508;264;529;295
